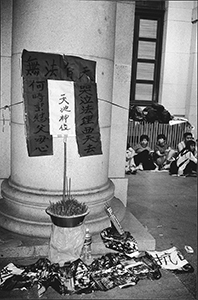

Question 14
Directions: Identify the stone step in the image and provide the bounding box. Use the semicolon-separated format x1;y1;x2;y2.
0;211;155;259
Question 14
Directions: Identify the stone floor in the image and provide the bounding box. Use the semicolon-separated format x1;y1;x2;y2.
0;170;197;299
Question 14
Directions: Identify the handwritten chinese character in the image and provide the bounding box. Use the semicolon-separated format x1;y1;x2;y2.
79;66;91;82
82;134;97;145
60;105;71;113
64;61;74;80
34;136;49;153
59;94;69;105
80;104;94;115
59;114;69;123
25;56;40;76
82;127;94;134
45;59;58;77
83;143;96;154
79;85;92;97
59;123;69;131
33;112;47;124
34;123;48;134
29;80;45;92
80;115;94;126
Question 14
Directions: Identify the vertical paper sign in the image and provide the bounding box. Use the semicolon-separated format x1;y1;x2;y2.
74;82;102;157
48;80;75;136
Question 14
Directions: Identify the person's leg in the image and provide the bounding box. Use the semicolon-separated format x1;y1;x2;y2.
156;156;166;169
133;150;149;168
145;154;157;170
183;161;197;175
137;150;156;170
161;149;177;170
169;160;178;175
166;149;176;163
133;152;142;167
125;160;130;173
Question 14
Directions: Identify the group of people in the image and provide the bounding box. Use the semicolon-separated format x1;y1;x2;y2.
125;132;197;177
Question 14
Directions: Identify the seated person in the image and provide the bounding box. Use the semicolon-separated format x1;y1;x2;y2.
177;132;193;153
130;134;156;171
125;144;136;174
169;140;197;176
195;139;198;158
153;134;176;170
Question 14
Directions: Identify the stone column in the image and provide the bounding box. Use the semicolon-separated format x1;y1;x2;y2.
0;0;12;191
108;1;135;206
0;0;127;237
185;3;197;139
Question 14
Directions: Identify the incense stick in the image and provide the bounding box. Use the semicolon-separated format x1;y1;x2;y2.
63;138;67;201
69;177;71;199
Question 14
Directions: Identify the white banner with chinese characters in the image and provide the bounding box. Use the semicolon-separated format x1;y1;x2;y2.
48;80;75;136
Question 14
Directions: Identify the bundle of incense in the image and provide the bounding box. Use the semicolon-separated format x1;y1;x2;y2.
104;203;125;236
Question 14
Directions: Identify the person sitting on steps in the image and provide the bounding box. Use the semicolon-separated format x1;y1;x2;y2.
125;135;157;174
125;144;136;174
153;134;176;171
177;132;193;153
169;139;197;177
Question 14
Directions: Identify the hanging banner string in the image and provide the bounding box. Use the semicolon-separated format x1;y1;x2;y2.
0;101;23;111
98;98;129;111
0;99;129;112
0;98;129;133
0;99;129;135
0;102;23;132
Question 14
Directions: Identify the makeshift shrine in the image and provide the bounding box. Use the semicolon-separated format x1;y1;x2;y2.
22;49;104;264
45;136;90;266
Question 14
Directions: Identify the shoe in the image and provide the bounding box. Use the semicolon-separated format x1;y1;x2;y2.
137;164;143;171
131;170;137;175
161;163;170;170
130;165;137;174
185;172;197;177
150;166;159;172
147;247;194;273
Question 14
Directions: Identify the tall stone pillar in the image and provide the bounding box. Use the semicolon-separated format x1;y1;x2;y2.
0;0;126;237
185;3;197;139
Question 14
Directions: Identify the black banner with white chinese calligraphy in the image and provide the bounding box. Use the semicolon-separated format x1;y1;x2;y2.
74;82;102;157
22;49;102;157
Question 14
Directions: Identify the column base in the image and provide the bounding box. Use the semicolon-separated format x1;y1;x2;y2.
0;178;126;237
0;210;155;259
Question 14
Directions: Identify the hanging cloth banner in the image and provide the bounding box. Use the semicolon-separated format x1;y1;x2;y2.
22;49;66;156
74;82;102;157
48;80;75;136
22;77;53;156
